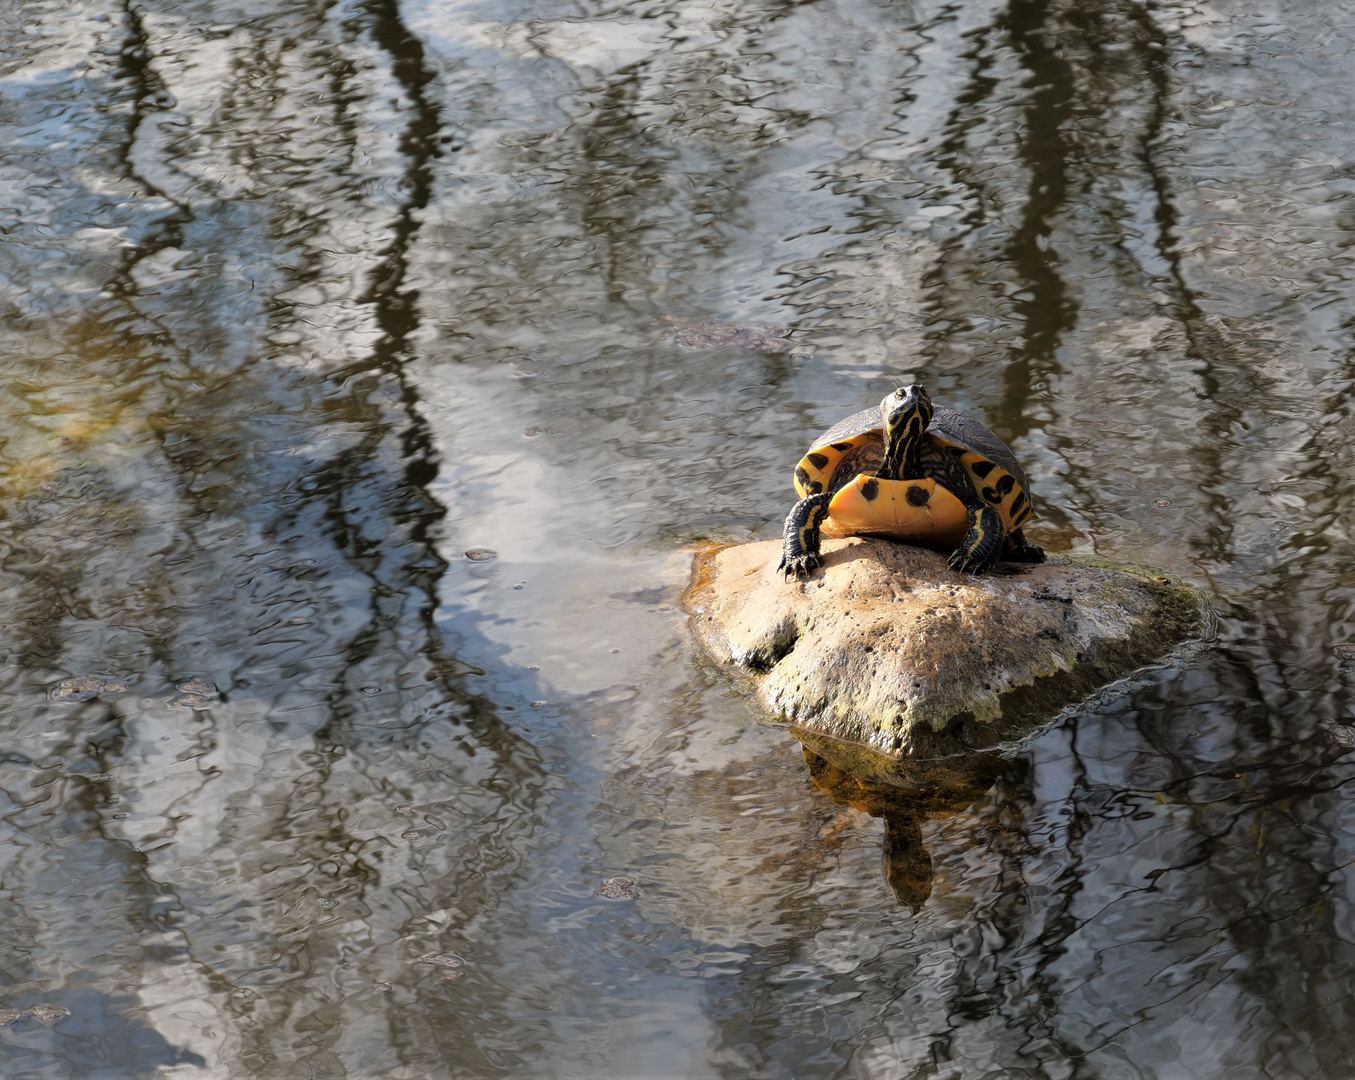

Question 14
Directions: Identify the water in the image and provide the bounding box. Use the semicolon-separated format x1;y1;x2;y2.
0;0;1353;1075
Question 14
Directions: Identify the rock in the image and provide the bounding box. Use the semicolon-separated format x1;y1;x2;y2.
660;315;795;355
684;537;1206;759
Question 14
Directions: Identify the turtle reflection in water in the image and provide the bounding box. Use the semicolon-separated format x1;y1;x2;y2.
800;733;1005;911
780;384;1044;578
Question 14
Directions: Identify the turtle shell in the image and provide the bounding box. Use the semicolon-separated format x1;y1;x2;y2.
792;403;1035;542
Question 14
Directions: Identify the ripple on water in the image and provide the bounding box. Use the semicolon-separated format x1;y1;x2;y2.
2;0;1354;1072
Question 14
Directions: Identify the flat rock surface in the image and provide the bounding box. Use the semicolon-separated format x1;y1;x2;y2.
684;537;1206;759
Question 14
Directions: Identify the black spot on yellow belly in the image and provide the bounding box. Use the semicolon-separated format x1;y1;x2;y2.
1010;490;1028;519
995;474;1015;497
831;441;855;451
860;478;879;501
807;452;830;469
970;459;995;479
906;484;929;507
983;486;1000;503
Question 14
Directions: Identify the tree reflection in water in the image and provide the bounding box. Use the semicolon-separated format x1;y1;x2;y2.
1;0;1353;1072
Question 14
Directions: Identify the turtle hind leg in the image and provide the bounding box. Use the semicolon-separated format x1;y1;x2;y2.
779;493;831;579
948;504;1004;575
1002;527;1045;564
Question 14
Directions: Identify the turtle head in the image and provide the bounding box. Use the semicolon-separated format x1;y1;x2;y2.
878;384;932;480
882;384;933;441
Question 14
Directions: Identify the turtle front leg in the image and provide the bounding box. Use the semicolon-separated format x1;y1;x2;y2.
1003;527;1045;564
779;493;831;579
948;504;1004;575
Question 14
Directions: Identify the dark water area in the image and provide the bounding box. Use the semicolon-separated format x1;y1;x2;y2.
0;0;1353;1075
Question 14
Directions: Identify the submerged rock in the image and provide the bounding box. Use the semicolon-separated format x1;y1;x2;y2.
684;537;1206;759
48;676;127;703
0;1004;72;1026
596;877;642;901
661;316;795;355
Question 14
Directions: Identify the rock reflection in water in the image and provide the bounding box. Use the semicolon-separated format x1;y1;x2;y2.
799;731;1005;911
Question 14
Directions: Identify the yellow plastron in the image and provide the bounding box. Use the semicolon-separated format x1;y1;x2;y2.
820;475;970;549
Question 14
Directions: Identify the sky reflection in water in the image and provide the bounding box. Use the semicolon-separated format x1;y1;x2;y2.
0;0;1354;1075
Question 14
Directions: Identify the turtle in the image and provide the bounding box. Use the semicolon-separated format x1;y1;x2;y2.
778;384;1045;578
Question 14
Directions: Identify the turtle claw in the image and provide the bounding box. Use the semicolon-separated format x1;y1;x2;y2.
948;544;1002;577
947;548;998;576
778;553;822;580
1005;542;1046;565
949;505;1003;576
1002;529;1046;565
780;493;831;583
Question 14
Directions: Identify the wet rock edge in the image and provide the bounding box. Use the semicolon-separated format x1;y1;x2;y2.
954;557;1209;752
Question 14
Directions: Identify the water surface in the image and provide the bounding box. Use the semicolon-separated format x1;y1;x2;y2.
1;0;1354;1075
